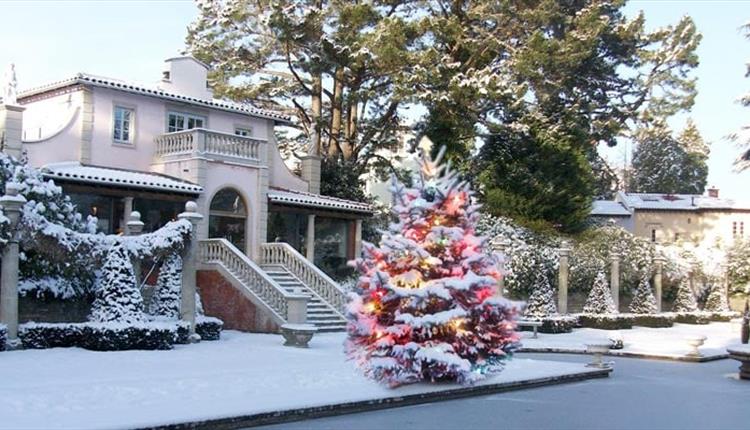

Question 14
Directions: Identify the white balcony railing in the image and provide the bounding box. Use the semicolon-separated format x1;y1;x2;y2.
154;128;265;163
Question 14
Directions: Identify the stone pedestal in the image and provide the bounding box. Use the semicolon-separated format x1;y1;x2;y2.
0;104;26;160
178;201;204;341
127;211;144;285
727;345;750;380
281;323;317;348
0;183;27;348
558;242;571;314
653;256;665;312
610;254;620;311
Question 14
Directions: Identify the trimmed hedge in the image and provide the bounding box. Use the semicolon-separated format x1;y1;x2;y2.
706;311;740;322
0;324;6;351
672;312;711;325
19;322;178;350
197;316;223;341
632;314;674;328
578;314;634;330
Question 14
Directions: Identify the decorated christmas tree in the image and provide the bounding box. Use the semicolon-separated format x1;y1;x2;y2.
524;271;557;319
346;148;519;386
703;282;730;312
672;278;698;312
90;245;144;323
583;271;617;314
629;276;658;314
150;254;183;318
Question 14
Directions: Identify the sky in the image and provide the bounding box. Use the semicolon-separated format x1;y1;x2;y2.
0;0;748;200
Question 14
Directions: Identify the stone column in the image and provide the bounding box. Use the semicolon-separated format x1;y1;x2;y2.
492;238;510;298
721;262;730;307
653;255;665;312
0;183;27;348
305;214;316;261
127;211;144;286
610;253;620;311
0;103;26;160
353;219;363;259
178;201;204;341
558;241;571;314
122;197;134;235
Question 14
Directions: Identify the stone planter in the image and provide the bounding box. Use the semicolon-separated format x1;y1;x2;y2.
281;324;318;348
727;344;750;380
585;343;612;368
685;336;707;358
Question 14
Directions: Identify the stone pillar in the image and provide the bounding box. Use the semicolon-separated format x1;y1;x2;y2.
653;255;665;312
0;103;25;160
305;214;315;261
721;262;730;307
610;253;620;311
178;201;204;341
353;219;363;259
127;211;144;286
492;238;510;298
0;183;27;348
122;197;135;235
558;241;571;314
300;155;322;195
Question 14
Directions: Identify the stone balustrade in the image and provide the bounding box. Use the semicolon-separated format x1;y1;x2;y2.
154;128;265;163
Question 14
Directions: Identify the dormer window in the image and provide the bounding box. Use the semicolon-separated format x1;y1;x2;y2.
167;111;205;132
113;106;134;144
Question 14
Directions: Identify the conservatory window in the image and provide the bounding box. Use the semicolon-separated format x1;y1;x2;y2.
167;111;205;132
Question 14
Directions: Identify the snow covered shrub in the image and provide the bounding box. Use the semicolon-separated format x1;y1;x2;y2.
704;282;730;312
0;324;6;351
671;278;698;313
672;312;710;325
570;225;654;297
346;149;519;386
196;316;223;341
578;314;634;330
18;321;179;350
475;214;559;299
150;254;182;318
629;277;658;314
632;314;674;328
523;270;557;319
538;315;577;334
582;271;617;314
726;239;750;294
89;245;144;323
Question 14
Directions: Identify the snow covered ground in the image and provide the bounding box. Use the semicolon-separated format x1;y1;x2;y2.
0;331;603;430
520;321;742;359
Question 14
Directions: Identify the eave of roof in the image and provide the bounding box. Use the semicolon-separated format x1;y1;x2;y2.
19;73;291;124
268;187;373;215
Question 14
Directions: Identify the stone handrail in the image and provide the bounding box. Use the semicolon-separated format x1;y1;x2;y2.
154;128;264;162
260;242;347;313
199;238;306;323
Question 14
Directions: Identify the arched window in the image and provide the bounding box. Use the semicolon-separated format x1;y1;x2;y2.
209;188;247;251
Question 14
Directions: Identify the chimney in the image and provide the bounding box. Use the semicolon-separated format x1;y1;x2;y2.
1;64;25;160
158;56;213;100
300;154;322;194
707;187;719;198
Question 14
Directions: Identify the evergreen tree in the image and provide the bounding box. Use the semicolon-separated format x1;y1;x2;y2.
524;270;557;319
90;245;144;323
150;254;182;318
629;276;658;314
731;24;750;170
672;278;698;313
583;271;617;314
346;148;519;386
703;282;730;312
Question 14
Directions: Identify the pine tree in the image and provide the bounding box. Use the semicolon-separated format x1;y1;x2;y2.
583;271;617;314
90;245;144;323
731;24;750;170
629;276;658;314
346;148;519;386
150;254;182;318
524;271;557;319
672;278;698;313
703;282;730;312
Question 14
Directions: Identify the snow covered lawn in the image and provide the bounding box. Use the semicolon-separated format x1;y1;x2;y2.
0;331;605;430
520;321;742;360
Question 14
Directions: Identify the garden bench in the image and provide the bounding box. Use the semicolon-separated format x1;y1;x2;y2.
517;320;542;338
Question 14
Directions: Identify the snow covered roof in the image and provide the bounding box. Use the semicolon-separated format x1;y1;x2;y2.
19;73;290;124
41;162;203;195
268;187;373;215
617;192;750;212
590;200;631;217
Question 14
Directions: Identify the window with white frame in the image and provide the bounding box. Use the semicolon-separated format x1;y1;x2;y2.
113;106;134;143
167;111;206;132
234;127;252;137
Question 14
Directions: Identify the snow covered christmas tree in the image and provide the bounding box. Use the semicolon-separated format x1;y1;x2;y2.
672;278;698;313
524;271;557;319
150;254;182;318
583;271;617;314
703;282;730;312
629;276;658;314
346;148;519;386
90;245;144;323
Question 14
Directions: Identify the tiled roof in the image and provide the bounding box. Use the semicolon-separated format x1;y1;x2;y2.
41;162;203;194
591;200;631;217
618;192;750;211
19;73;291;123
268;187;373;215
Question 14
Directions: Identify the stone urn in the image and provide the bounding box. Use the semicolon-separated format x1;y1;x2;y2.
686;336;707;358
585;343;612;368
727;345;750;380
281;323;318;348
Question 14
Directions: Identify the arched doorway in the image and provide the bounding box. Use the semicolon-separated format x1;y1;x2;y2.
208;188;247;252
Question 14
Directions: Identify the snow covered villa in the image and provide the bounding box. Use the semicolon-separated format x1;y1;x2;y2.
1;56;372;332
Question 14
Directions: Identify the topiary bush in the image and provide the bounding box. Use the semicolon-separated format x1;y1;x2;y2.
18;321;188;350
0;324;6;351
672;312;710;325
89;245;144;323
629;277;658;314
196;316;223;341
523;270;557;319
632;314;674;328
582;271;617;314
538;315;578;334
578;314;634;330
150;254;182;318
705;311;739;322
672;278;698;313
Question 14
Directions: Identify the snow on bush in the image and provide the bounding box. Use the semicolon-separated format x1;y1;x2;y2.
703;282;730;312
582;271;617;314
629;277;658;314
726;239;750;294
523;270;557;319
89;245;145;323
671;278;698;313
150;254;182;318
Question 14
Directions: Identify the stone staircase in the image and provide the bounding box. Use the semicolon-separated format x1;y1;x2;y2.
261;264;347;332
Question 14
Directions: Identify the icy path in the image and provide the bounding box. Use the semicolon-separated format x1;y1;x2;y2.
0;331;600;430
520;321;742;359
